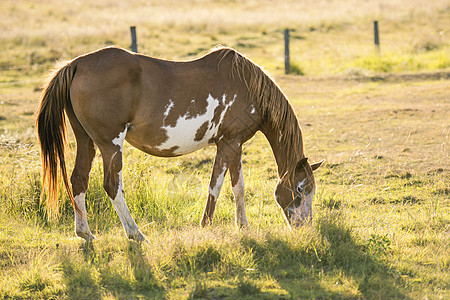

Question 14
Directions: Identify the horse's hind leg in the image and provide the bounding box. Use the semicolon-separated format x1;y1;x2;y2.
67;111;96;241
97;125;145;242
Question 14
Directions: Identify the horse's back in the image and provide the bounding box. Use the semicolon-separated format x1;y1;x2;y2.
70;46;232;109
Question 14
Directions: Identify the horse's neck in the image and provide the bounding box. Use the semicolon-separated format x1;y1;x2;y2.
261;123;303;179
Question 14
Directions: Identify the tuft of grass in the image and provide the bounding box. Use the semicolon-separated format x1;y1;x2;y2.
237;277;261;296
320;193;342;210
365;234;392;259
190;281;209;299
290;62;305;75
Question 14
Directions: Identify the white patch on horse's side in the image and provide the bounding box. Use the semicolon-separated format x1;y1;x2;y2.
157;94;236;155
163;100;174;123
250;105;256;114
112;124;130;153
209;166;227;202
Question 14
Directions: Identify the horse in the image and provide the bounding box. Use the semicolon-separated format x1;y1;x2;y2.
36;46;323;242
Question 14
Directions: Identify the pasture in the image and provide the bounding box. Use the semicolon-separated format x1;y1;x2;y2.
0;0;449;299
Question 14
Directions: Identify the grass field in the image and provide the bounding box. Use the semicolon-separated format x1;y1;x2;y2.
0;0;449;299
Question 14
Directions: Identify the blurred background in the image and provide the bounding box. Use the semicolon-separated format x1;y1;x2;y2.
1;0;448;84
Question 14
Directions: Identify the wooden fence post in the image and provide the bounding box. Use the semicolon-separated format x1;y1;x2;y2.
284;29;290;74
373;21;380;52
130;26;137;53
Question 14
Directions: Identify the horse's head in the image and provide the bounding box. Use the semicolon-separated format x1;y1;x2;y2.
275;158;323;227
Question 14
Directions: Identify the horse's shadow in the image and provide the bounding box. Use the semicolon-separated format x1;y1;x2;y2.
68;215;408;298
125;240;162;293
240;215;408;299
59;241;101;300
61;240;165;299
79;240;96;263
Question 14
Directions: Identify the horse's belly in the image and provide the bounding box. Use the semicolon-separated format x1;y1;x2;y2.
127;131;213;157
159;134;213;156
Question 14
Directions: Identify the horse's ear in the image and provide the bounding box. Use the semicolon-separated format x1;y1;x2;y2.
295;157;308;172
311;160;324;171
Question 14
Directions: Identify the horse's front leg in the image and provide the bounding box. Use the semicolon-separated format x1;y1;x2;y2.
229;152;249;228
200;146;230;227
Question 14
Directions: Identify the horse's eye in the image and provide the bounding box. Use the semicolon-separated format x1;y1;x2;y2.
296;186;304;194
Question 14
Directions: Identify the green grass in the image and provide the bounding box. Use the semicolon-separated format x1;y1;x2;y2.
347;50;450;74
1;0;449;299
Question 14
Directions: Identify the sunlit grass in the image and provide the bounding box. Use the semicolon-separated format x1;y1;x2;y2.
1;76;448;298
347;49;450;74
0;0;449;298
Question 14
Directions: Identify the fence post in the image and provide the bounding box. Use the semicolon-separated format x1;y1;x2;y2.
373;21;380;52
284;29;290;74
130;26;137;53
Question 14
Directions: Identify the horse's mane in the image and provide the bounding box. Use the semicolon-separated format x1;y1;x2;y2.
213;47;303;178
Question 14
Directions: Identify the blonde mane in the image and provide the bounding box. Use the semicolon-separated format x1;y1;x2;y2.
215;47;304;179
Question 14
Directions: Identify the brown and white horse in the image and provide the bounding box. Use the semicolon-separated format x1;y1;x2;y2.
36;46;322;241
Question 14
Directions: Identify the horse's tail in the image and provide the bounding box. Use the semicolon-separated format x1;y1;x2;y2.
36;61;80;217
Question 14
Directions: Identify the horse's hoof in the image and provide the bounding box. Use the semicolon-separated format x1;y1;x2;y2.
76;231;96;242
200;216;212;227
236;222;250;229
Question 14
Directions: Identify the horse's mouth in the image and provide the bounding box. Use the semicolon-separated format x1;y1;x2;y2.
286;206;311;227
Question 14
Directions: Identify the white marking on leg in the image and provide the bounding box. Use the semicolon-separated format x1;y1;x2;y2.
112;123;130;153
110;125;144;241
250;105;255;114
109;169;144;240
111;170;136;233
74;192;94;239
156;94;236;155
232;161;248;227
209;166;227;202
